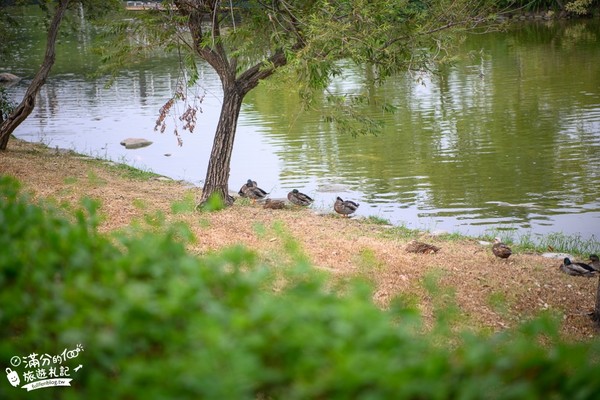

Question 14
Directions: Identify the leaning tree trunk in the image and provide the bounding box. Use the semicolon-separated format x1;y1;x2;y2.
0;0;70;150
176;1;293;207
199;84;244;206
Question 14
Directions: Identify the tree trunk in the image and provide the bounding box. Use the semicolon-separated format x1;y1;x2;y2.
0;0;70;150
198;84;244;206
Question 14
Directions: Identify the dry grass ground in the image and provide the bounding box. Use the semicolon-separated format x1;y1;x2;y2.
2;139;599;340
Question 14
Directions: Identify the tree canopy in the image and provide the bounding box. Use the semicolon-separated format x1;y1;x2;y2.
0;0;123;150
129;0;497;205
1;0;499;202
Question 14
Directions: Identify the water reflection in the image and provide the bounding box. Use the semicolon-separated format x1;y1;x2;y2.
2;11;599;242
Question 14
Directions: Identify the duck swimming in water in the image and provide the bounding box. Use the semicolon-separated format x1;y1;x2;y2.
334;196;359;217
559;257;597;277
287;189;314;207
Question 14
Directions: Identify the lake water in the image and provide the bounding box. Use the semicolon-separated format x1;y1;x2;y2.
2;9;600;244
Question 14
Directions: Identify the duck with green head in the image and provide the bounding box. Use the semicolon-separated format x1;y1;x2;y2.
559;257;596;277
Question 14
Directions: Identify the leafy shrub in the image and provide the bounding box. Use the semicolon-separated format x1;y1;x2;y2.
0;87;15;122
1;175;600;399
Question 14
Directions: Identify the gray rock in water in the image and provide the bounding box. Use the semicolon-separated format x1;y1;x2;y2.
120;138;153;149
0;72;21;88
542;252;573;260
0;72;20;82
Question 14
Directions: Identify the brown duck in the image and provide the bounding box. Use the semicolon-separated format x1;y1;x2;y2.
238;179;257;197
263;198;286;209
334;196;359;217
287;189;314;207
239;179;267;201
492;237;512;259
405;240;440;254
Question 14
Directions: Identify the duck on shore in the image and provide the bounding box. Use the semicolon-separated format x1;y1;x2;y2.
263;198;286;209
238;179;257;197
287;189;314;207
405;240;440;254
559;257;597;277
492;237;512;259
334;197;359;217
238;179;267;201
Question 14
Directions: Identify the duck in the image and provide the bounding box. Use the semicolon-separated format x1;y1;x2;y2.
559;257;597;277
239;179;267;201
492;237;512;259
334;196;359;217
588;254;600;271
405;240;440;254
238;179;257;197
287;189;314;207
263;198;286;209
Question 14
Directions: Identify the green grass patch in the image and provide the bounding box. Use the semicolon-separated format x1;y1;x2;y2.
377;224;418;240
483;229;600;256
355;247;385;273
487;291;510;315
63;176;78;185
171;192;196;214
197;192;227;212
109;162;160;180
132;198;147;210
365;215;392;225
86;170;107;186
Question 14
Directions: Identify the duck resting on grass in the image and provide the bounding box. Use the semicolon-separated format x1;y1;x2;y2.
263;198;286;209
238;179;257;197
559;257;597;277
405;240;440;254
238;179;267;201
334;196;359;217
287;189;314;207
492;237;512;259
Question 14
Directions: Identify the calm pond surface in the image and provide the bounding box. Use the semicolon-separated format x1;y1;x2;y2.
2;9;600;244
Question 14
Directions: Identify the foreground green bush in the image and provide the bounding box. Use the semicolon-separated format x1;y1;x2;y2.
1;175;600;399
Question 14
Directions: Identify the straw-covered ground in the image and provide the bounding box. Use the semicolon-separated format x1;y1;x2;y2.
2;138;599;340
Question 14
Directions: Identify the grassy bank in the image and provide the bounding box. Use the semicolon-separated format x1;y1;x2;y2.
4;170;600;399
1;138;599;340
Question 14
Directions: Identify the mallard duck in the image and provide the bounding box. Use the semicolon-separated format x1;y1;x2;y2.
334;196;359;217
588;254;600;271
559;257;597;277
287;189;314;207
405;240;440;254
492;237;512;259
263;198;286;209
239;179;267;201
238;179;257;197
